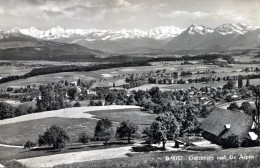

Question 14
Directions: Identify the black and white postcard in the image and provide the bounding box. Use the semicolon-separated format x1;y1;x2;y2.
0;0;259;167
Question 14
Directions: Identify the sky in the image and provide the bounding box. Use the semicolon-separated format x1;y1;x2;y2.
0;0;260;31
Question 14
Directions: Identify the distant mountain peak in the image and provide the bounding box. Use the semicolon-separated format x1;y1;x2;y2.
215;23;257;35
9;27;22;34
186;24;213;35
148;26;184;39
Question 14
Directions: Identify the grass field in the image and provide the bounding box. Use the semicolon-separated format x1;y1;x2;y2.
250;78;260;85
0;117;97;145
0;66;34;79
16;60;96;66
129;81;229;91
0;106;147;145
88;108;157;135
88;108;156;125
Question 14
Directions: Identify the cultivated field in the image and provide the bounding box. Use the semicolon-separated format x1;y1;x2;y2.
0;66;34;79
15;60;97;66
129;81;228;91
0;62;258;90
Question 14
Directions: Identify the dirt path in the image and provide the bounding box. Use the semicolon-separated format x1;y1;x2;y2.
0;143;23;148
17;141;179;168
18;146;133;168
0;105;140;126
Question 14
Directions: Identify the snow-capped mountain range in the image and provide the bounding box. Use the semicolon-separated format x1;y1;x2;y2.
3;23;258;41
184;23;259;36
166;23;260;50
1;23;260;52
4;26;184;41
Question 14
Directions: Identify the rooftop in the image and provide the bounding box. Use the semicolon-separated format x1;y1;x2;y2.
200;107;253;139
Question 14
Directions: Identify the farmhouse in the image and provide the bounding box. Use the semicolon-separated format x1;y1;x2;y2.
200;108;258;147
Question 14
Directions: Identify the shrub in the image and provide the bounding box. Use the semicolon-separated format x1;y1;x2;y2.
227;102;239;111
24;140;36;149
73;101;81;107
222;134;242;148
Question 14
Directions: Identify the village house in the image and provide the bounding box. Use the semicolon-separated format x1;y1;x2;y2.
86;89;97;96
200;108;258;148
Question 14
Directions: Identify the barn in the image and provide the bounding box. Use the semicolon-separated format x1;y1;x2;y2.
200;107;258;148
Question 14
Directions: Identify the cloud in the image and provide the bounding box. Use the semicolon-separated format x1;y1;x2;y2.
213;9;249;23
44;10;64;17
159;10;210;19
84;0;131;8
111;3;144;14
152;3;167;10
0;0;259;31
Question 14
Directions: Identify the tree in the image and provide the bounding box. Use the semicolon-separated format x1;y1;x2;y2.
36;83;68;112
94;118;113;144
0;102;15;119
78;131;91;146
126;94;135;105
223;80;235;90
27;106;34;114
65;80;69;86
105;92;117;105
253;87;260;140
77;78;81;86
116;120;138;143
149;87;162;104
180;105;199;133
240;101;252;115
15;104;29;116
38;125;70;149
246;78;250;87
143;112;180;150
227;102;239;111
153;104;162;114
24;140;35;149
68;87;78;100
238;75;243;88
